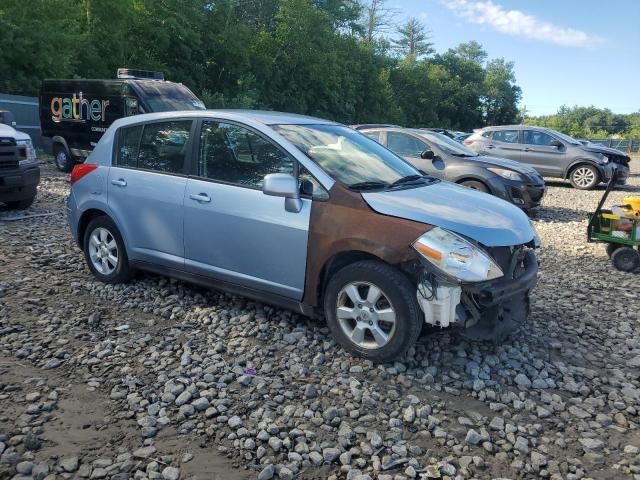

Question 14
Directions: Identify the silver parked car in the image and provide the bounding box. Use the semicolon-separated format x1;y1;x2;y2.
67;110;539;362
464;125;630;190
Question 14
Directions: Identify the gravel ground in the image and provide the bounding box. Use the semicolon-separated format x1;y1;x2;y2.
1;160;639;480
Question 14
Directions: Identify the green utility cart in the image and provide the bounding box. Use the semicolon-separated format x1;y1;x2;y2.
587;173;640;272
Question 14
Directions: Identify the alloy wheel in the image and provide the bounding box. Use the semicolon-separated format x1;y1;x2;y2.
572;167;596;188
336;281;396;350
88;227;119;275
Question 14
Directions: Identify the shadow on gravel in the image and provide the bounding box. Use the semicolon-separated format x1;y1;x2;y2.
531;206;589;222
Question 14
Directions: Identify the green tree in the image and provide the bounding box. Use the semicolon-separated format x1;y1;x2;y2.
482;58;522;125
393;18;434;61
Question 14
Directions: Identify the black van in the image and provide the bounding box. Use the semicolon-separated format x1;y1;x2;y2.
40;69;205;172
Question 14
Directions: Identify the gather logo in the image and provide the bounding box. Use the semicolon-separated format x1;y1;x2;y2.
50;93;110;123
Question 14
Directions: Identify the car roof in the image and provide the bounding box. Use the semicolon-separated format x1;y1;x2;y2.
351;123;402;130
481;125;550;132
112;110;340;128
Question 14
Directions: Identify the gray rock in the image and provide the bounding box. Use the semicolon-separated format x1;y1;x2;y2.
257;464;274;480
323;448;341;463
514;373;532;389
228;416;242;429
579;438;604;452
16;461;34;474
162;467;180;480
465;429;482;445
174;390;192;406
133;446;157;459
59;456;79;472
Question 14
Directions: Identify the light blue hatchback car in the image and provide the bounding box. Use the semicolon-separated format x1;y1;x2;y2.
67;110;539;362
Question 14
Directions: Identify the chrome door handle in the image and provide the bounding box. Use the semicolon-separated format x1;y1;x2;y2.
111;178;127;187
523;148;530;152
189;193;211;203
487;144;495;149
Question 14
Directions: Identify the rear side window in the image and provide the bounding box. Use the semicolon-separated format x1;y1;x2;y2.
482;131;492;138
493;130;519;144
117;125;142;167
198;121;294;189
362;131;381;142
117;120;192;174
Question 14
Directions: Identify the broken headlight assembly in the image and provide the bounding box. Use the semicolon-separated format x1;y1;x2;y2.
412;227;503;283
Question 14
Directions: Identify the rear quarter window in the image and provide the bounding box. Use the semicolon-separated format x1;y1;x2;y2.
117;125;142;167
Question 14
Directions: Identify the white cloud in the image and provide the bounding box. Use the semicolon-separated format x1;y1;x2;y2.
444;0;603;48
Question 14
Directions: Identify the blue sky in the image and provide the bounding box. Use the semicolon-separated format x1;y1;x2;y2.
390;0;640;116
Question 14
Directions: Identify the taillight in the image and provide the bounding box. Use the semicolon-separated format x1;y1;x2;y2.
70;163;98;185
462;139;473;146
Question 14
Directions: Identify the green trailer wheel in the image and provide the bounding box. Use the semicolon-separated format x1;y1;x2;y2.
611;247;640;272
606;243;621;258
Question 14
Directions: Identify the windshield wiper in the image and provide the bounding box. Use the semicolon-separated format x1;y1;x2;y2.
388;175;427;189
451;153;476;157
348;181;390;191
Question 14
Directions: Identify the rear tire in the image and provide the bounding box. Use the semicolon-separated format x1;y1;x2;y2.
323;260;422;363
460;180;489;193
83;216;132;283
611;247;640;272
5;197;35;210
569;164;599;190
54;144;74;173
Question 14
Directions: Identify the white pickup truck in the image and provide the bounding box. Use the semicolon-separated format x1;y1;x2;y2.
0;121;39;209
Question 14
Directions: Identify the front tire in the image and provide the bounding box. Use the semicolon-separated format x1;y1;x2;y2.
323;260;422;362
611;247;640;272
459;180;489;193
54;144;74;173
570;164;599;190
83;216;132;283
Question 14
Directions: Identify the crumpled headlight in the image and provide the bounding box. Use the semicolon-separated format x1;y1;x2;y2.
16;139;37;165
413;227;503;282
598;154;609;164
486;167;523;181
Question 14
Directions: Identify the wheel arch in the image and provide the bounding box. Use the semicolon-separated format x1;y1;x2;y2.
77;209;128;256
315;250;385;309
51;136;70;155
563;159;603;180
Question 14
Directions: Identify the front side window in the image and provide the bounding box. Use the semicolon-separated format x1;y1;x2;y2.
199;121;294;189
493;130;519;144
523;130;555;146
387;132;426;158
274;124;422;188
117;121;191;173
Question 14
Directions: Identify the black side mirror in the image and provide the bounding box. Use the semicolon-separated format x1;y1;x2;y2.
549;139;562;148
420;149;434;159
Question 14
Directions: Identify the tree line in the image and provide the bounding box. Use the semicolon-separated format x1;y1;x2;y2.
1;0;523;130
524;106;640;140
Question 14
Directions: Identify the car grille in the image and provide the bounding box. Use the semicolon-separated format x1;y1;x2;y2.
0;137;20;170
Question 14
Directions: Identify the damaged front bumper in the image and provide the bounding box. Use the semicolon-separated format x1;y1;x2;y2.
416;248;539;342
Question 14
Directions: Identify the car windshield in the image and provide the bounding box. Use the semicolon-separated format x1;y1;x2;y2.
546;128;581;145
418;130;478;157
134;82;206;112
274;124;430;189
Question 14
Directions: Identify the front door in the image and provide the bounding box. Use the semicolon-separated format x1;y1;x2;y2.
107;119;192;269
385;131;446;179
522;130;565;176
184;120;311;299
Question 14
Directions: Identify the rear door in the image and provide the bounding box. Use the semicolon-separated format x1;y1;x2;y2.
522;130;565;176
107;119;194;269
183;119;312;300
486;129;522;162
